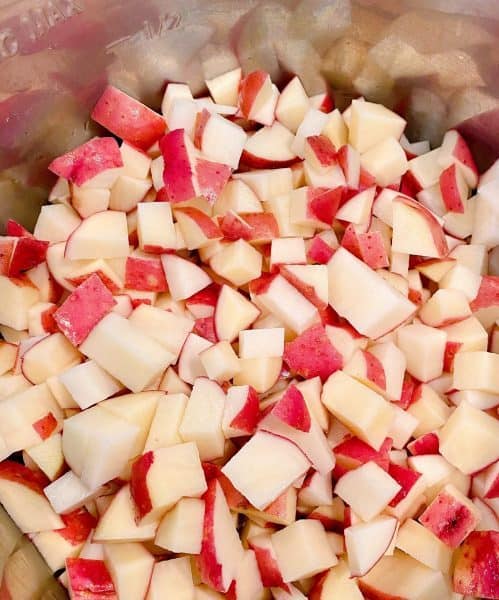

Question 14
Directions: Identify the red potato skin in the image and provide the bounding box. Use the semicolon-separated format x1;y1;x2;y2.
240;150;299;169
470;276;499;311
485;470;499;500
358;231;389;270
387;179;401;192
308;571;329;600
39;305;59;333
5;220;33;238
48;137;123;186
160;129;197;204
175;207;222;239
219;213;252;241
408;288;423;306
220;212;279;244
393;196;449;258
186;283;220;314
308;187;343;225
453;531;499;599
53;273;116;346
363;350;386;390
395;373;418;410
0;460;49;495
399;171;423;199
248;538;287;590
8;238;49;277
271;385;311;433
194;108;211;150
249;273;278;296
124;256;168;292
443;341;462;373
448;130;478;180
307;236;335;264
91;85;166;150
308;508;344;533
407;432;440;456
66;269;121;294
333;437;391;479
358;167;377;191
197;479;225;592
202;463;248;511
32;412;58;441
239;71;269;119
261;487;293;519
279;266;327;312
419;487;478;548
57;507;98;545
278;266;334;326
313;92;334;113
283;324;343;382
66;558;117;599
229;386;260;435
358;581;405;600
341;224;361;256
130;450;154;522
195;159;232;204
439;164;465;213
142;244;175;256
193;316;218;343
337;145;359;189
306;135;337;168
388;463;421;506
0;238;15;275
341;226;389;270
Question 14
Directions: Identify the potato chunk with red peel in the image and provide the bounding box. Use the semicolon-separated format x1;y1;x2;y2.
248;533;286;589
66;557;117;599
197;479;244;593
53;273;116;346
418;484;480;548
392;196;449;259
344;515;398;577
283;324;342;382
453;531;499;599
49;137;123;188
222;431;310;510
0;460;64;533
92;85;166;150
270;385;311;432
130;443;206;525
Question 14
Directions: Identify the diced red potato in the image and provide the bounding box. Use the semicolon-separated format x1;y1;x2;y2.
66;557;117;599
289;186;343;229
7;237;49;278
159;129;198;204
0;68;496;600
303;135;336;172
242;122;297;169
53;274;116;346
219;212;279;244
49;137;123;189
91;85;166;151
196;110;247;169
